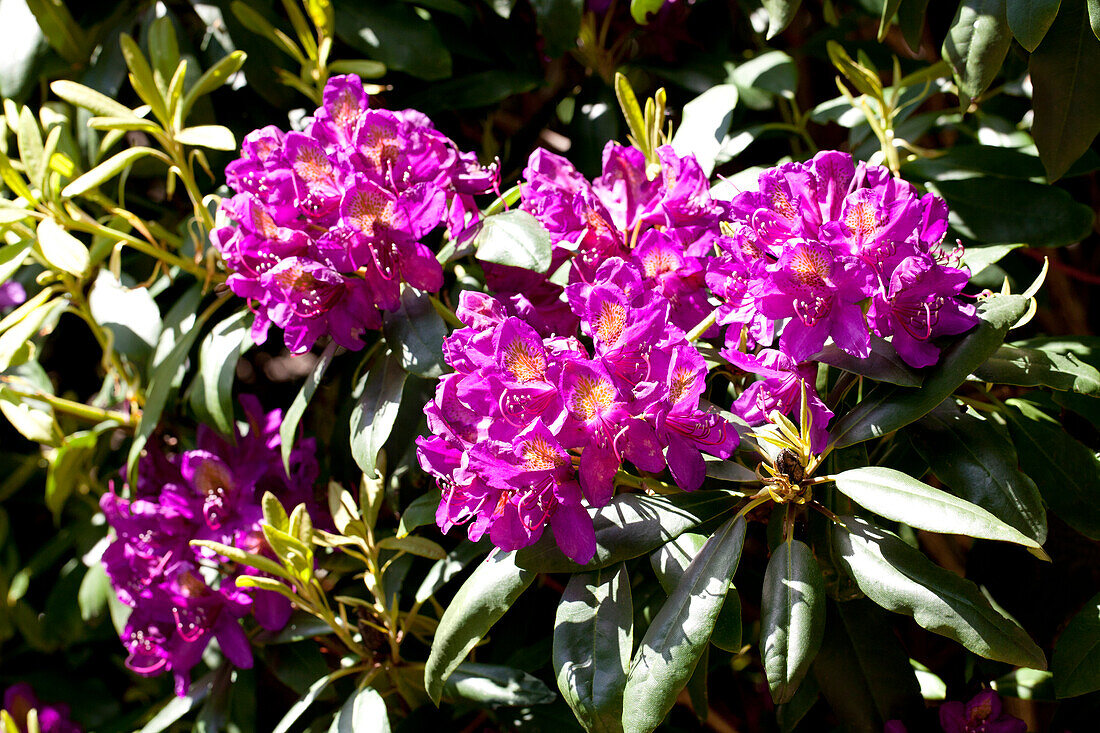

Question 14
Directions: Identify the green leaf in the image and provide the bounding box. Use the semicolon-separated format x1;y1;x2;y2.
974;345;1100;395
1091;0;1100;40
397;489;442;538
553;564;632;732
181;50;246;119
88;270;162;365
349;348;406;476
0;388;59;444
404;71;541;113
279;341;337;474
930;177;1094;247
762;0;803;40
729;51;797;110
414;541;488;604
444;662;556;706
36;217;88;277
190;539;293;581
190;310;251;436
629;0;664;24
621;515;747;733
670;84;738;178
761;540;826;704
1007;0;1062;51
911;401;1046;543
942;0;1012;100
273;668;357;733
0;294;60;371
531;0;583;56
811;599;922;731
16;106;44;189
383;287;446;378
120;33;170;125
61;146;158;198
1003;398;1100;540
0;1;46;102
475;209;552;274
614;73;648;157
332;0;452;80
148;15;180;90
327;59;386;79
649;532;741;651
1052;593;1100;698
514;490;738;573
329;686;389;733
832;515;1047;669
376;535;447;560
45;428;104;520
878;0;903;41
833;466;1044;552
829;293;1028;449
174;125;236;150
140;670;217;733
992;667;1055;701
1030;1;1100;181
425;550;537;704
0;241;30;287
51;80;137;119
816;336;923;387
262;491;290;533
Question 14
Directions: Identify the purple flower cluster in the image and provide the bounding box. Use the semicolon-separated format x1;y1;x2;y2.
485;142;728;337
2;684;80;733
416;258;738;564
707;151;977;448
0;281;25;311
213;75;498;354
100;396;319;695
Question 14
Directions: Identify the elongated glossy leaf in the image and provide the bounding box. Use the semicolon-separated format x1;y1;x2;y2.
181;50;246;117
514;489;738;573
331;0;452;80
762;0;802;39
0;241;30;286
175;125;236;150
330;686;389;733
973;345;1100;395
832;516;1046;669
383;287;446;378
815;336;922;387
621;515;747;733
36;218;88;277
414;541;488;604
443;662;556;706
1091;0;1100;39
834;466;1044;551
475;209;552;274
140;670;217;733
878;0;903;40
1004;399;1100;540
761;540;825;704
671;84;738;178
349;349;406;476
62;146;157;198
51;80;136;119
1030;2;1100;181
190;310;251;436
376;535;446;560
273;668;356;733
1007;0;1062;51
812;599;922;732
649;532;741;652
942;0;1012;100
120;33;169;124
425;550;536;704
553;564;632;733
532;0;583;56
830;294;1028;449
911;402;1046;543
279;342;336;474
397;489;441;538
1051;591;1100;698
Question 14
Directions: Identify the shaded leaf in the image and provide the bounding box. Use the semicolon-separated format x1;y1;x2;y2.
816;336;923;387
384;287;446;378
330;686;389;733
332;0;452;80
190;310;251;436
762;0;803;40
1007;0;1062;51
973;345;1100;395
376;535;447;560
444;662;556;706
349;348;406;476
649;531;741;652
761;540;825;704
942;0;1012;100
1052;595;1100;698
279;341;336;474
532;0;583;56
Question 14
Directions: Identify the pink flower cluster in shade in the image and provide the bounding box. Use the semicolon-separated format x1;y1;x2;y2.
415;259;738;564
99;397;319;695
212;75;498;354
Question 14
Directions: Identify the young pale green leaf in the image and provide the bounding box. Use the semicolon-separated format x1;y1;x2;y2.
349;348;406;476
761;540;826;704
443;663;556;707
670;84;738;178
280;341;337;474
119;33;170;125
425;550;537;704
878;0;903;40
826;41;881;98
329;686;389;733
815;336;923;387
87;116;162;134
629;0;664;24
397;489;442;538
911;401;1046;543
61;147;158;198
474;209;552;274
0;389;60;445
174;125;236;151
50;80;136;119
515;490;738;573
262;491;290;533
36;218;89;277
190;310;251;436
376;535;447;560
0;241;30;286
553;564;632;733
832;516;1047;670
180;50;247;119
974;345;1100;395
833;466;1045;552
327;59;386;79
0;293;59;370
942;0;1012;100
763;0;803;40
829;293;1028;449
45;428;104;520
190;539;293;581
1030;2;1100;181
16;106;44;189
88;270;162;365
649;532;741;652
1004;399;1100;540
383;287;446;378
235;575;300;604
1007;0;1062;51
622;515;747;733
1051;591;1100;698
614;72;648;155
0;202;34;225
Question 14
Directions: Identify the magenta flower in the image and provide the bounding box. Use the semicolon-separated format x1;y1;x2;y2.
938;690;1026;733
2;684;81;733
0;281;25;311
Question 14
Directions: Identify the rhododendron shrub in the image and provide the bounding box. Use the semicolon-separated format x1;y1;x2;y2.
4;3;1100;733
